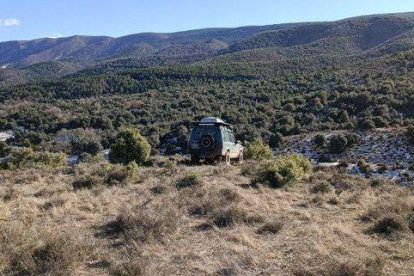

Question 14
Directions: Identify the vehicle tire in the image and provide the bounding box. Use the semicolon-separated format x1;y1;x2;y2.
224;152;231;166
237;152;244;164
191;155;200;165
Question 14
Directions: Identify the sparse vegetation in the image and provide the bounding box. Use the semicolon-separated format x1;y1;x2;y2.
176;172;203;190
0;157;413;274
109;203;180;244
0;224;95;275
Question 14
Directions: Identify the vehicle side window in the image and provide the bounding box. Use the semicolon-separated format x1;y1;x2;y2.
229;132;236;143
222;129;229;142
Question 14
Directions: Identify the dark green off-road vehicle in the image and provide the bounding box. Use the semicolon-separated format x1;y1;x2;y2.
188;117;243;165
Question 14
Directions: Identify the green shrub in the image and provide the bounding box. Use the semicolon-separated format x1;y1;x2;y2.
327;132;360;154
358;118;376;130
109;129;151;165
313;134;326;148
329;134;348;154
256;155;312;188
358;160;373;175
104;162;138;186
269;132;284;148
1;148;66;170
345;133;360;147
244;139;273;160
407;125;414;144
72;162;138;189
71;133;103;155
0;142;11;158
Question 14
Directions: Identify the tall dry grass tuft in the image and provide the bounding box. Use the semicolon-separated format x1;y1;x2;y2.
101;202;180;244
0;223;96;275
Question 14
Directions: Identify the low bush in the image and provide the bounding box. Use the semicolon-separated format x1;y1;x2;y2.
176;173;203;190
345;132;360;147
311;181;332;194
329;134;348;154
105;162;139;186
1;147;66;170
255;155;312;188
111;203;179;243
407;125;414;144
244;139;273;160
0;224;94;275
210;206;248;228
328;132;360;154
72;162;139;190
370;215;407;236
0;142;11;158
219;188;241;203
257;220;283;235
72;176;102;190
357;160;373;175
326;257;383;276
269;132;284;148
313;134;327;148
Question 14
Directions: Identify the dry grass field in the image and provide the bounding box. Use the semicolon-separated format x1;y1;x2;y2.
0;157;413;275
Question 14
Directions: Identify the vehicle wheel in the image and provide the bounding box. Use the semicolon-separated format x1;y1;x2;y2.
224;152;231;166
199;135;216;151
191;155;200;165
237;152;244;164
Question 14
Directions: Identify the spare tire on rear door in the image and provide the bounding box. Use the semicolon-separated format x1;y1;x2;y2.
199;134;216;151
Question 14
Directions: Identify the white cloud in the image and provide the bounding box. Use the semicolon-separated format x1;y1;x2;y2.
0;18;20;27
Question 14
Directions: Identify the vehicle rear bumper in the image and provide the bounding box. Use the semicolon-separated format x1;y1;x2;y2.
189;148;223;159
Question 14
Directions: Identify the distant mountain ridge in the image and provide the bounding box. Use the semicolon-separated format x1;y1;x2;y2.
0;23;301;67
1;12;414;85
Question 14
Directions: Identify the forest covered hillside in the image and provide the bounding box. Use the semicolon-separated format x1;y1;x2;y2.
1;12;414;84
0;12;414;159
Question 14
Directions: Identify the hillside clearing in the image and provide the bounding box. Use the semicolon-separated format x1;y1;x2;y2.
0;158;413;275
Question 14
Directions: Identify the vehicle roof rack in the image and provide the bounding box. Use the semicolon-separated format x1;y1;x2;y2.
194;117;232;127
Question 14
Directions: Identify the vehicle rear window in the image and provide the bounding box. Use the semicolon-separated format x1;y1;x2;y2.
190;126;220;142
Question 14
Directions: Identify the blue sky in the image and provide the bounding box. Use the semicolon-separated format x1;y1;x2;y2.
1;0;414;42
